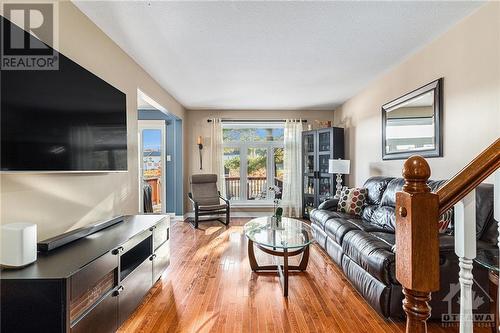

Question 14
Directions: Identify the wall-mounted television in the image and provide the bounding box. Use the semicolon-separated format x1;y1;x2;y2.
1;17;127;172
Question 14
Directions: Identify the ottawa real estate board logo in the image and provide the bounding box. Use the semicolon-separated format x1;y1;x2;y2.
1;2;59;70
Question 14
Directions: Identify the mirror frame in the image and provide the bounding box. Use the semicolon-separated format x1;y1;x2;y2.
381;78;443;160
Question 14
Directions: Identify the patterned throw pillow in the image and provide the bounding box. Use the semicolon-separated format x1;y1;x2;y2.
438;208;453;234
337;187;367;216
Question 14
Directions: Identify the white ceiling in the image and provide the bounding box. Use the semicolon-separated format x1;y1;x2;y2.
74;1;483;110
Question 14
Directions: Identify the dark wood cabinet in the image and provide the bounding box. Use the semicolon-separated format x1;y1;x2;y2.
302;127;344;218
1;215;170;333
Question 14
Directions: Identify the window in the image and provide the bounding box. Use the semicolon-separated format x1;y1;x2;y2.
222;123;284;203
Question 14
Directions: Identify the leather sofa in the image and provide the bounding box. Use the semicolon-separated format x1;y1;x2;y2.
310;176;496;319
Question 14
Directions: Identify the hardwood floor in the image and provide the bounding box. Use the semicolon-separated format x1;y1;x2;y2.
118;218;482;333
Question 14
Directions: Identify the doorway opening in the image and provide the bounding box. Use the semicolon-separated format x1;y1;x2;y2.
137;90;183;216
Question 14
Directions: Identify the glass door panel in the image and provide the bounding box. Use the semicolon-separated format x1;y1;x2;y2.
318;131;331;152
223;147;241;200
305;155;315;174
304;134;315;153
304;196;315;217
318;155;331;174
273;148;284;199
141;128;164;214
304;176;315;195
247;148;267;200
319;177;332;197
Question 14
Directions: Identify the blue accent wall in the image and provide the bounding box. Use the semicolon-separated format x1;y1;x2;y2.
138;110;183;215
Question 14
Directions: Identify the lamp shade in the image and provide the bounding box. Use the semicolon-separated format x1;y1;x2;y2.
329;159;350;174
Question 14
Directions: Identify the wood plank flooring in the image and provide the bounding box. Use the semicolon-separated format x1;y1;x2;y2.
118;218;483;333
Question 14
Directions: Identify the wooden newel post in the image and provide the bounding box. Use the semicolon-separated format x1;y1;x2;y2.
395;156;440;333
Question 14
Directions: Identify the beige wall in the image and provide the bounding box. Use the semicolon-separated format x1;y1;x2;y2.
184;109;334;212
0;1;186;240
335;2;500;186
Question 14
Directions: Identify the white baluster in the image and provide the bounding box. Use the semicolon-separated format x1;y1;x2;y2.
455;190;476;333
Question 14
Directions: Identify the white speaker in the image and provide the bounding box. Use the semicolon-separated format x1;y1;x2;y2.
1;223;37;267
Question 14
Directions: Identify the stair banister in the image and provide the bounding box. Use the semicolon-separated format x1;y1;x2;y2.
437;138;500;215
397;138;500;333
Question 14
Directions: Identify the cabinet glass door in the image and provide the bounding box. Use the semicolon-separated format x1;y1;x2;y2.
318;177;332;198
318;155;330;174
305;155;315;174
304;133;315;153
318;131;331;152
304;176;315;195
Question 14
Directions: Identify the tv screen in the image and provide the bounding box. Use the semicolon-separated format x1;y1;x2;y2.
1;17;127;172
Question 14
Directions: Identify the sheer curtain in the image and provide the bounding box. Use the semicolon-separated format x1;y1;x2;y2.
282;119;303;217
210;118;225;196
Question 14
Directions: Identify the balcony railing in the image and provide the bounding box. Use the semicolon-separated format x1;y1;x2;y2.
225;176;283;201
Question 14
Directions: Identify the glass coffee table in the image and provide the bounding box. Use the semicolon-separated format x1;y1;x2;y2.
244;216;313;297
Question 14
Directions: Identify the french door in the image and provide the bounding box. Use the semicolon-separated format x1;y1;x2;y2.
223;142;283;202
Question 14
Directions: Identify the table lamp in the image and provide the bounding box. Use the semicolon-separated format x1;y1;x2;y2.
329;159;350;199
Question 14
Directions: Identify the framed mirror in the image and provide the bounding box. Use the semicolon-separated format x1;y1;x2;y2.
382;78;443;160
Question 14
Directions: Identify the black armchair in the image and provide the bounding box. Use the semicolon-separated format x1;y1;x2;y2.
188;174;230;228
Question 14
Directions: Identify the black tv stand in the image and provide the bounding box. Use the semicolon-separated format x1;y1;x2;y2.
1;215;170;333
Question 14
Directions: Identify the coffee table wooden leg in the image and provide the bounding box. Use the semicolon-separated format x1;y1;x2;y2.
298;244;310;271
248;238;259;271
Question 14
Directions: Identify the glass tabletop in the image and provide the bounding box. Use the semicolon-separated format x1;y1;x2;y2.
474;248;499;273
243;216;313;249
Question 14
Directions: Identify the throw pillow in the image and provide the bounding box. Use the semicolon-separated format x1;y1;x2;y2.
337;187;367;216
438;208;453;234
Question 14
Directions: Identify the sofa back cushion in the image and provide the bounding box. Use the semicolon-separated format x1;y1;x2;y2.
477;183;498;244
379;178;405;207
370;178;449;232
361;177;394;223
363;177;394;205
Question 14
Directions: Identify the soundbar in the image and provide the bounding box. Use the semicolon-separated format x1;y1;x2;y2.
37;216;124;252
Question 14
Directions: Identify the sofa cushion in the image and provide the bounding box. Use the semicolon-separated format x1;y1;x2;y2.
380;178;405;207
363;177;394;205
341;255;391;317
361;205;377;222
324;218;360;244
317;198;339;211
370;206;396;232
310;209;346;230
476;183;497;242
342;230;396;284
347;219;389;233
371;232;396;251
311;222;327;249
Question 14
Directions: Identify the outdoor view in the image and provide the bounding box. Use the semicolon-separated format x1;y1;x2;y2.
223;127;284;201
142;129;162;213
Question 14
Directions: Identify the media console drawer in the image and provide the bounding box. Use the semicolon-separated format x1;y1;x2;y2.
152;217;169;250
71;290;118;333
70;251;118;301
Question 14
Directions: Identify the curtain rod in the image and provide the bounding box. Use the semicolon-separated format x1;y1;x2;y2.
206;119;307;123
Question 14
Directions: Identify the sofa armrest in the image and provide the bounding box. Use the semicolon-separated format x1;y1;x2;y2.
318;198;339;211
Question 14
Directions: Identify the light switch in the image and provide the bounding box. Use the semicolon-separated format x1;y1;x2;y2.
166;155;172;161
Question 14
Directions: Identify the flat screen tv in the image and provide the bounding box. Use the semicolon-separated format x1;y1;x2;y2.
1;17;127;172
